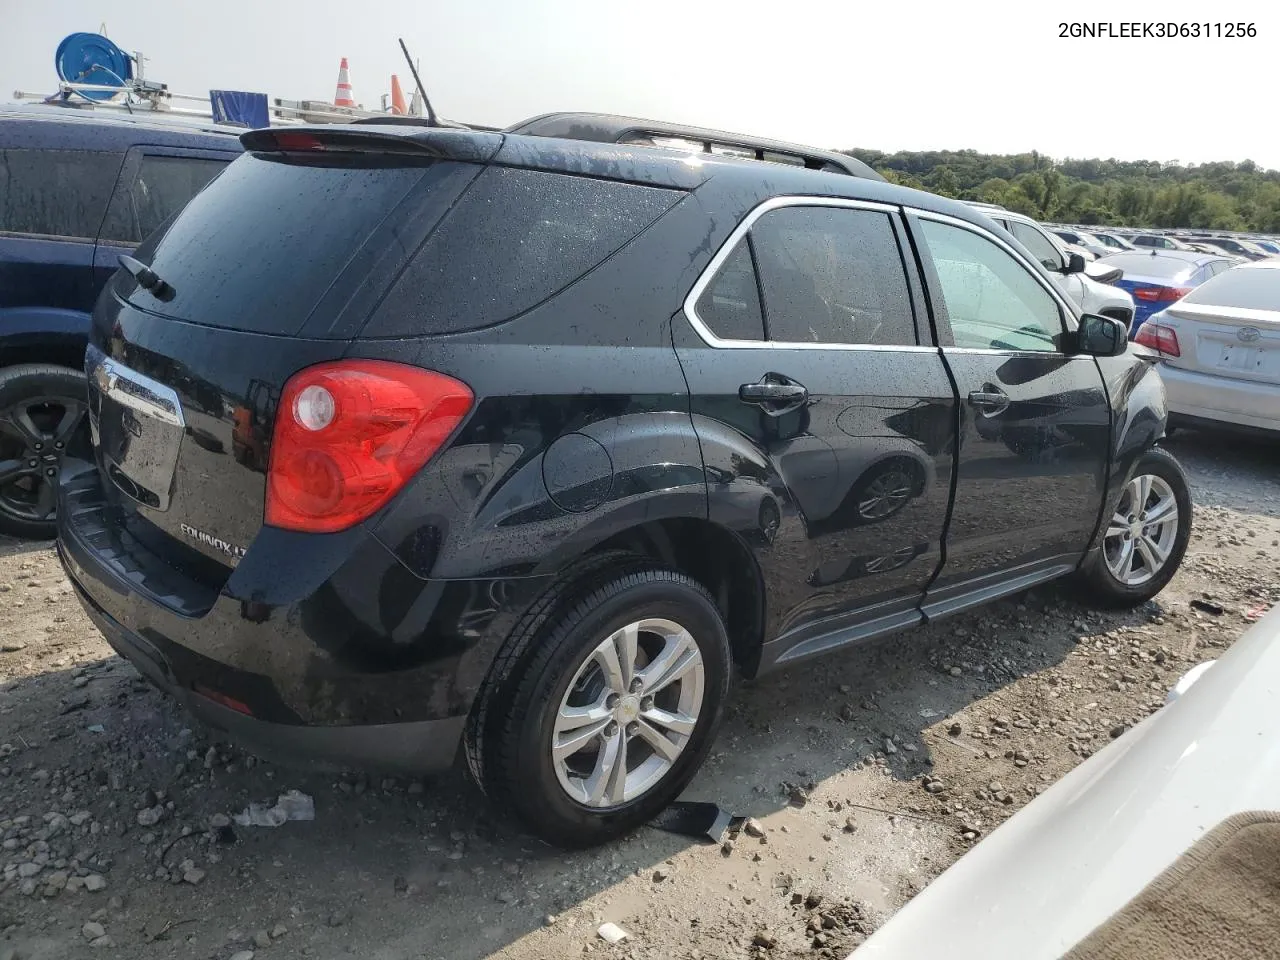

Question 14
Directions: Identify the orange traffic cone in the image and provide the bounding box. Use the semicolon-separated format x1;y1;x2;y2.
390;74;407;115
333;57;355;108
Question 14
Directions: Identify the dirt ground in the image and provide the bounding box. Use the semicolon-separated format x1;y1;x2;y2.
0;430;1277;960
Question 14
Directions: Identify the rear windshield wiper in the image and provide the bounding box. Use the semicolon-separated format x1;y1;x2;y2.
118;255;176;302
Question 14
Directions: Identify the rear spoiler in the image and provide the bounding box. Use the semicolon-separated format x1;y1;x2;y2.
240;127;502;164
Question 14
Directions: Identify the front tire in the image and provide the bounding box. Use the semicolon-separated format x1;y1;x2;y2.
1079;447;1192;607
467;558;731;848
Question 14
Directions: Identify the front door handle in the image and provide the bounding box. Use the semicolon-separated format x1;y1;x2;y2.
739;375;809;414
968;386;1010;416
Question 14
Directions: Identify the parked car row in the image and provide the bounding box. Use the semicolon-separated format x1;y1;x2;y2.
1049;223;1280;262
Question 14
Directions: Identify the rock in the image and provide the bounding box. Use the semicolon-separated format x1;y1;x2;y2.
229;952;255;960
838;684;851;694
597;922;629;944
787;786;809;808
543;914;558;927
84;874;107;892
743;818;766;839
89;936;113;949
1110;724;1128;739
82;921;106;941
948;722;963;736
136;806;164;827
209;813;231;829
270;924;288;939
327;909;349;927
17;862;41;878
842;817;857;834
183;868;206;885
883;739;897;755
949;666;963;677
804;891;823;910
651;869;667;883
0;640;26;652
923;779;945;794
720;840;735;857
752;930;778;949
253;930;271;949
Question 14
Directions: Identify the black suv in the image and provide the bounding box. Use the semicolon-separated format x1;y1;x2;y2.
0;107;239;537
56;115;1191;847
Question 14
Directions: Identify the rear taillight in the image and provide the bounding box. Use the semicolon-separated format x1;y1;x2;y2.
1134;322;1181;357
1134;286;1193;303
265;361;473;533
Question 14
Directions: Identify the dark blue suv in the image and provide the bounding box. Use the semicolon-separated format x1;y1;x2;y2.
0;107;239;537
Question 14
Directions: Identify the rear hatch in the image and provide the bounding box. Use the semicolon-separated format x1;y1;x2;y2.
1157;269;1280;383
81;125;685;600
84;128;502;591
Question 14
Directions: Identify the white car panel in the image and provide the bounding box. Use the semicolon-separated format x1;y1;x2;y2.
854;604;1280;960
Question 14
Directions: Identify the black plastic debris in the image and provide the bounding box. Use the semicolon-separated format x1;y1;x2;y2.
648;801;738;844
1190;599;1225;616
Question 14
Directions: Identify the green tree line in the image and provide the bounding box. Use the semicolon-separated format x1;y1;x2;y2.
844;148;1280;233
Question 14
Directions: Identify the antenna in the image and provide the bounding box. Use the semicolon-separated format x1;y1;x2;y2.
398;38;438;126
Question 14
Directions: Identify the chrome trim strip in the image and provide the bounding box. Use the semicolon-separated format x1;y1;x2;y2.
86;345;185;428
681;195;914;351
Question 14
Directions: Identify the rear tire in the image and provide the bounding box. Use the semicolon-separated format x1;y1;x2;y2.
0;364;89;540
466;556;731;848
1079;447;1192;608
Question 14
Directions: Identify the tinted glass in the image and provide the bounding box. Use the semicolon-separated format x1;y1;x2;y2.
1099;253;1197;281
101;155;229;244
1009;220;1063;270
1182;267;1280;311
371;167;678;336
921;220;1064;352
1133;236;1157;247
127;154;432;334
749;206;916;346
695;242;765;340
0;148;122;239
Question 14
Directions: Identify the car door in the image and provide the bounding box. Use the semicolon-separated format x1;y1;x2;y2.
673;199;956;667
94;147;236;291
0;146;123;317
907;211;1111;617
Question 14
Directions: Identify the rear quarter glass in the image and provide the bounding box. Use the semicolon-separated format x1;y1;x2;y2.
118;153;448;336
362;166;682;337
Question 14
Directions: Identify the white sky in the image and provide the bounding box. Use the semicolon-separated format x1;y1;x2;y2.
3;0;1277;168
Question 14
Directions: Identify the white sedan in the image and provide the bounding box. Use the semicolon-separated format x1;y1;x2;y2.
1134;260;1280;435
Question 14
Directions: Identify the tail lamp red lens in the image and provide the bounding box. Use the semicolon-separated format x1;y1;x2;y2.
265;361;473;533
1133;286;1192;303
1134;322;1181;357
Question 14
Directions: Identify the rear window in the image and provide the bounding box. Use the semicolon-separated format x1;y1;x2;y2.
100;155;229;245
126;154;433;334
0;148;122;239
366;166;679;336
1103;254;1197;281
1182;267;1280;311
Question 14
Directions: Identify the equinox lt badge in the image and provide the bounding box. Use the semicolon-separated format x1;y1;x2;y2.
179;523;247;560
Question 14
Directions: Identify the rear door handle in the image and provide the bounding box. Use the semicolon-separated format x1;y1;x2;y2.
967;386;1010;415
739;375;809;414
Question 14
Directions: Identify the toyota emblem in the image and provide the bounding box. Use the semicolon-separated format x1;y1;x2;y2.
1237;326;1261;343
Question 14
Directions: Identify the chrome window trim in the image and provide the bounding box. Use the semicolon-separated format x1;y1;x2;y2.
681;195;931;352
905;206;1080;331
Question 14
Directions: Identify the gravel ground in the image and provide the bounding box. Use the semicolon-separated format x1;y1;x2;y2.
0;429;1276;960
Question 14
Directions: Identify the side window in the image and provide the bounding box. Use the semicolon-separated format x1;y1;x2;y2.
1009;220;1064;271
694;242;765;340
100;155;228;245
748;206;916;346
0;149;122;240
920;219;1065;353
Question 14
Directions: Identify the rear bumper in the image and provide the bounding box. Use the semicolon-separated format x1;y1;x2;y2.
1159;364;1280;433
73;582;465;773
56;458;550;774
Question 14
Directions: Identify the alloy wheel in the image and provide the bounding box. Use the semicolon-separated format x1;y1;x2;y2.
857;466;913;520
0;395;86;525
1103;473;1180;587
551;618;705;807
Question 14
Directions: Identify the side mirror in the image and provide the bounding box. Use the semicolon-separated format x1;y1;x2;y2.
1065;252;1087;274
1073;314;1128;357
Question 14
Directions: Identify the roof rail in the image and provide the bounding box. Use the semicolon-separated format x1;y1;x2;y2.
504;112;884;181
965;200;1009;212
